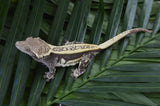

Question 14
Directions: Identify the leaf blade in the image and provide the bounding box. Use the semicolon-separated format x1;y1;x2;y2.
100;0;125;67
136;0;153;45
0;0;31;105
0;0;10;34
47;0;69;44
118;0;138;56
10;0;45;105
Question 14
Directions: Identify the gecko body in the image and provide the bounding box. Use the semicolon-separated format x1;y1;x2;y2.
15;28;152;81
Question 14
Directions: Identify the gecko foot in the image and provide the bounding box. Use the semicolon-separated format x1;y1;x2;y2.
43;71;55;82
71;68;85;79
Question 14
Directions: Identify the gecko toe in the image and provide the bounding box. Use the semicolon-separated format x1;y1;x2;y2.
43;71;55;82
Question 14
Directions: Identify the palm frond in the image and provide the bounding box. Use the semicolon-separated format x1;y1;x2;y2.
0;0;160;106
0;0;31;105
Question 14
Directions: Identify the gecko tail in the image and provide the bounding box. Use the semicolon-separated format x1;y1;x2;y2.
98;28;152;49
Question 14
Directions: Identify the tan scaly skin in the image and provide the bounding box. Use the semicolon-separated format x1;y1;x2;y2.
15;28;152;82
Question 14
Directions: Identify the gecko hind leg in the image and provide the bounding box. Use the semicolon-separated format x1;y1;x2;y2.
71;53;95;79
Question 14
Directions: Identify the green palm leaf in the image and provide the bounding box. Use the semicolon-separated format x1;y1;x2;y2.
0;0;160;106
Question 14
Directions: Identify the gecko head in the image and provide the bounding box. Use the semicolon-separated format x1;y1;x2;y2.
15;37;51;58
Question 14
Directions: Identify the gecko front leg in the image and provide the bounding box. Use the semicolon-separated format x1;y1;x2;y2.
43;57;58;82
71;52;96;79
43;67;56;82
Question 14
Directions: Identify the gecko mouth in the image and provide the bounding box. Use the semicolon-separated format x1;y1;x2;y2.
15;41;38;58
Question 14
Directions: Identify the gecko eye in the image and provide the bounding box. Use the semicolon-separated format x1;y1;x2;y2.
24;46;30;51
23;46;37;57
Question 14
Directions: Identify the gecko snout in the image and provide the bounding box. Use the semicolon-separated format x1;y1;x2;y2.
15;41;20;49
15;41;30;52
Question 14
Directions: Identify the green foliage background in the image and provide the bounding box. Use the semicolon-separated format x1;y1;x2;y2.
0;0;160;106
